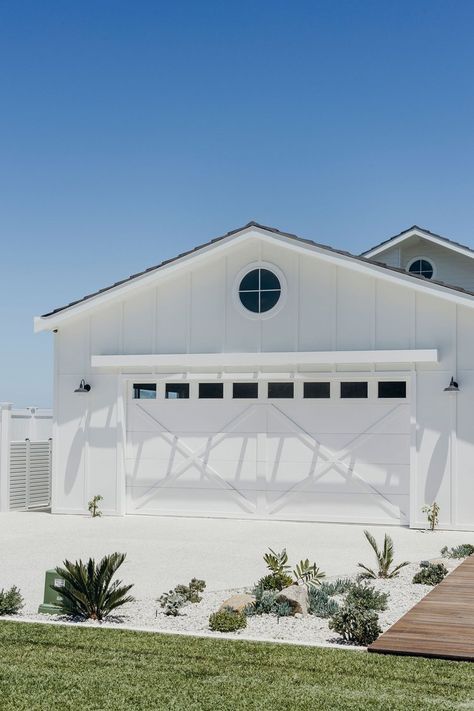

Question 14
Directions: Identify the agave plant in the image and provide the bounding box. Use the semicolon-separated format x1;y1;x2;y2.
358;530;409;580
51;552;134;620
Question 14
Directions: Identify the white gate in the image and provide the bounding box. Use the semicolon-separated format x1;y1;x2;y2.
9;439;52;510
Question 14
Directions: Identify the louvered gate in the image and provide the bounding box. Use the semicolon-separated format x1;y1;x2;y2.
9;439;52;510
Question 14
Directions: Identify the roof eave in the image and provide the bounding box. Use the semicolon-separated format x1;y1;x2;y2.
34;224;474;333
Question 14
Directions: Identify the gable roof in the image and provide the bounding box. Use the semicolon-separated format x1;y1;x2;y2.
35;221;474;332
362;224;474;260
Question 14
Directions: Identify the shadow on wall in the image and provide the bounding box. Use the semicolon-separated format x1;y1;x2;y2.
65;426;85;496
424;429;449;504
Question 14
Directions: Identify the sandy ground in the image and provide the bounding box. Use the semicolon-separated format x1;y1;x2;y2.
1;511;472;611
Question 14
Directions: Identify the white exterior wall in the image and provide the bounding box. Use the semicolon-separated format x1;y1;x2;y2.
375;240;474;292
52;235;474;529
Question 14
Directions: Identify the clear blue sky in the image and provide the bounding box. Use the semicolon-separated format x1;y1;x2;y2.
1;0;474;407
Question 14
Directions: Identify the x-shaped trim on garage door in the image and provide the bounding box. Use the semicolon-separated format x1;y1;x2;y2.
133;403;259;514
131;401;407;521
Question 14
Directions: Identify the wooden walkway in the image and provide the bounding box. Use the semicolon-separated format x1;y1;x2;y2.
369;555;474;661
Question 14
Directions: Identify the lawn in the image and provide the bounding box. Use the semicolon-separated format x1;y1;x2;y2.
0;621;473;710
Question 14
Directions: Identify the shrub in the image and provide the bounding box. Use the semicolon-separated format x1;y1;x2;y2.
345;583;388;612
441;544;474;559
174;578;206;603
329;603;381;646
88;494;103;518
308;587;339;618
209;607;247;632
319;578;353;596
358;530;409;580
246;586;278;616
159;590;186;616
273;601;293;618
0;586;24;615
256;572;293;592
51;552;134;620
412;561;448;586
422;502;440;531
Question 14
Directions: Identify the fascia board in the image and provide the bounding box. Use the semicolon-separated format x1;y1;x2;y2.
364;230;474;261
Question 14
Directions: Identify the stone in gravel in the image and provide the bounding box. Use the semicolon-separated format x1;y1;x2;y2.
276;585;309;616
218;593;255;613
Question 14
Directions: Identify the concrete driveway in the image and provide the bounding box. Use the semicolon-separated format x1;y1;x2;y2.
1;512;473;612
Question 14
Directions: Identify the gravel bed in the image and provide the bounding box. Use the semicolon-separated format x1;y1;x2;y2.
4;558;461;649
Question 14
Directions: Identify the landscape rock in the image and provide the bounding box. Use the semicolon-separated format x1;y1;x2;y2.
276;585;309;616
218;593;255;613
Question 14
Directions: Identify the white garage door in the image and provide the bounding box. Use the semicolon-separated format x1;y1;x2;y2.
125;380;410;525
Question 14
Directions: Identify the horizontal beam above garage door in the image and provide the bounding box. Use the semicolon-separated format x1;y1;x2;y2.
92;349;438;369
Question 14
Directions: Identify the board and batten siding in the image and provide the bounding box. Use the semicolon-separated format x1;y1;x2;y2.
375;239;474;292
52;237;474;529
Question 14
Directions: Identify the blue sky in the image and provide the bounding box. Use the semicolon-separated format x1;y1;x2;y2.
1;1;474;406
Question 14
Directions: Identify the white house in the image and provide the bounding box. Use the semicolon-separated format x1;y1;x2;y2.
34;222;474;530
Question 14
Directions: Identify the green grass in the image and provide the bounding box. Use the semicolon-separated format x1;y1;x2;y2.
0;621;473;710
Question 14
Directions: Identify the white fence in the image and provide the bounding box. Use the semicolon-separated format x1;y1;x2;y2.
0;403;53;511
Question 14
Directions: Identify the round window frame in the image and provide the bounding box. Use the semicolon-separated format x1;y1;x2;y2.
407;256;436;280
233;262;287;320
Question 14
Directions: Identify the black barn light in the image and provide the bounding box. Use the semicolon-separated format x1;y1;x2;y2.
74;379;91;393
444;377;460;393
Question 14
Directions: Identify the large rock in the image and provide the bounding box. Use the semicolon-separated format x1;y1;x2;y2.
218;593;255;614
276;584;309;616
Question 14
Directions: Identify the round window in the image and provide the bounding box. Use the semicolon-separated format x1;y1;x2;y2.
238;268;281;313
408;258;434;279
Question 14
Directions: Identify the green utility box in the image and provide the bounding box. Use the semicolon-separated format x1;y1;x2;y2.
38;569;67;615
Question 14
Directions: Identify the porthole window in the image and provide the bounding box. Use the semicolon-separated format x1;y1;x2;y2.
408;257;434;280
238;268;281;314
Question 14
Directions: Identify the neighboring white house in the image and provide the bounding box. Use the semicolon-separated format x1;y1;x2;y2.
34;222;474;530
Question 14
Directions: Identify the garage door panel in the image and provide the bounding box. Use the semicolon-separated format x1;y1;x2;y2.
126;458;258;488
265;462;409;495
265;433;410;465
129;401;266;434
126;485;258;516
267;403;409;434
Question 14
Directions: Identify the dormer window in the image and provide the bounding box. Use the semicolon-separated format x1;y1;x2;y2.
408;257;434;280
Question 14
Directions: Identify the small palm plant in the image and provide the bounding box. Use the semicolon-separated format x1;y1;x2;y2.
358;530;409;580
51;552;134;620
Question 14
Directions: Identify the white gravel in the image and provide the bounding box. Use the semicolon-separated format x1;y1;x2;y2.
4;559;461;649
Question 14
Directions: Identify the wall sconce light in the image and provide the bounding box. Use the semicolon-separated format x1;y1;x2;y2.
444;377;459;393
74;379;91;393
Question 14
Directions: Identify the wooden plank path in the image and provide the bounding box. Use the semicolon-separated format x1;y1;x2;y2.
369;555;474;661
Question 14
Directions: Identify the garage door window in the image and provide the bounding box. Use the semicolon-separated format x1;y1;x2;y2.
133;383;156;399
199;383;224;399
340;382;368;399
378;381;406;399
233;383;259;399
268;382;294;398
166;383;190;399
304;382;330;398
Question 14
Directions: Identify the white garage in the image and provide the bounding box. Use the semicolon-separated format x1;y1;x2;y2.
34;222;474;529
